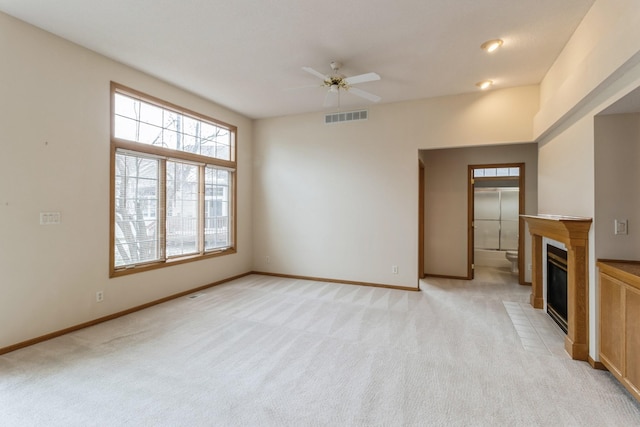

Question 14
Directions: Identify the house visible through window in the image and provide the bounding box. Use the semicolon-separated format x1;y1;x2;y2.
110;82;237;276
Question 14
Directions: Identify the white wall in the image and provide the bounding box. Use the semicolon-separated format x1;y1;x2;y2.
538;116;595;216
534;0;640;359
595;113;640;259
253;87;539;289
535;0;640;137
0;13;253;349
422;144;538;280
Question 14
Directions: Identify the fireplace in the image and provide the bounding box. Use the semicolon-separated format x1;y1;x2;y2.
520;214;591;361
547;245;568;333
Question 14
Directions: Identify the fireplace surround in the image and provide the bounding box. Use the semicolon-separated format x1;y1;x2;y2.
521;215;592;361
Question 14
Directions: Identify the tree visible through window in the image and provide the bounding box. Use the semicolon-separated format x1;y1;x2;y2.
110;83;237;276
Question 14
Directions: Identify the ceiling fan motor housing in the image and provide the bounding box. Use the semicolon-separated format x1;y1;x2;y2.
326;76;347;89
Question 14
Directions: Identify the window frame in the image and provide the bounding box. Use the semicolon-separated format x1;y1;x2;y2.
109;82;237;277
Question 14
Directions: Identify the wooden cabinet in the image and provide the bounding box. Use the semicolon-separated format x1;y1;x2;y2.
627;287;640;394
599;272;624;377
597;261;640;402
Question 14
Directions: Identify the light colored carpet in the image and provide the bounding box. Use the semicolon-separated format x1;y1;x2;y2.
1;268;640;426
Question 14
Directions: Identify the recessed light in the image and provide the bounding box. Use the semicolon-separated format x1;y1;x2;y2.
476;80;493;90
481;39;503;53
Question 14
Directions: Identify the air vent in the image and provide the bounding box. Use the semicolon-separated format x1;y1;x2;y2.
324;109;368;124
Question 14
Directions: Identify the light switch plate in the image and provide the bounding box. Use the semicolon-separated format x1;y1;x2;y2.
40;212;61;225
615;219;628;235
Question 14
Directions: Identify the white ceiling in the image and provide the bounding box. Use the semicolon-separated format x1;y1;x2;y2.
0;0;596;119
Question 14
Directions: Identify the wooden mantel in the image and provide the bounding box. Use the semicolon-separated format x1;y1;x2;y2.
521;214;592;361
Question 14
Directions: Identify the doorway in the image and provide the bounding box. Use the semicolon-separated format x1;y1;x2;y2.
418;159;425;279
468;163;525;284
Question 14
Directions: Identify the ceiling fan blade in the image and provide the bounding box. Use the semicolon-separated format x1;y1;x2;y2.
348;87;381;103
344;72;380;85
302;67;330;81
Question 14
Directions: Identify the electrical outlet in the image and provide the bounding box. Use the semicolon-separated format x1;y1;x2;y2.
528;263;532;271
266;256;270;264
392;265;399;274
96;291;104;303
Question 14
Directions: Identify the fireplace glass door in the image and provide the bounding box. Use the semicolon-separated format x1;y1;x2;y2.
547;245;568;333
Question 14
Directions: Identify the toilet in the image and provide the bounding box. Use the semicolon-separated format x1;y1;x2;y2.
505;251;518;273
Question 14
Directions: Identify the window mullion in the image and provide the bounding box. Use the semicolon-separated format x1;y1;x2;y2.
159;160;167;261
198;165;205;254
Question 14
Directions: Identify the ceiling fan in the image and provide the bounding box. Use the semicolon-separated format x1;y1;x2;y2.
302;61;381;107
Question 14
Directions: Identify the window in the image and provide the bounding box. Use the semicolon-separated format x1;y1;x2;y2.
110;83;236;277
473;167;520;178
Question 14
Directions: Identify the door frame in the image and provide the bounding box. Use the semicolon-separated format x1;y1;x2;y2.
468;163;525;284
418;159;425;279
